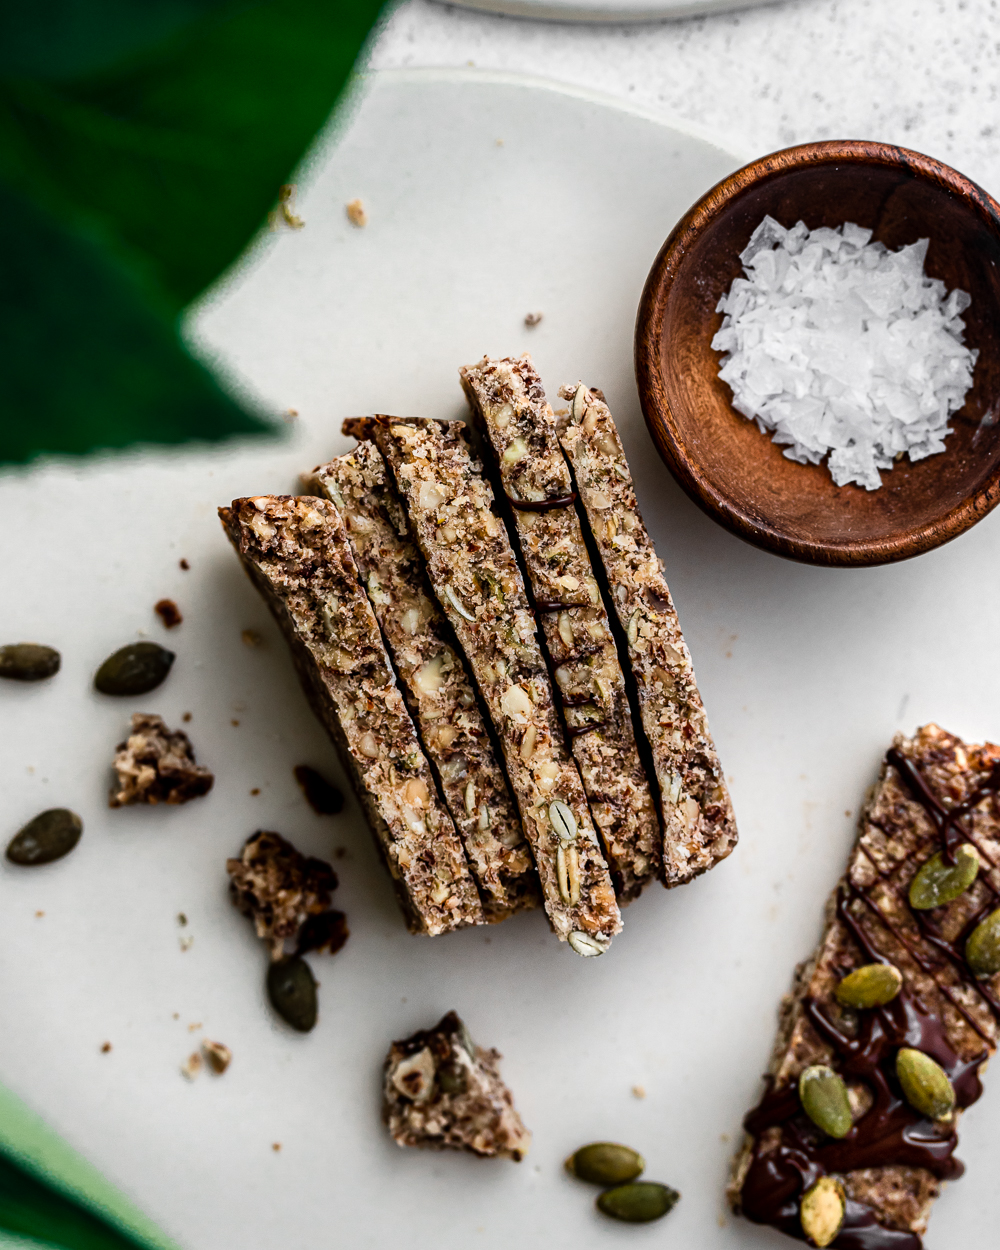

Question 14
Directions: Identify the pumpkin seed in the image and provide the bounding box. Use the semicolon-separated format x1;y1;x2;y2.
94;642;175;695
568;931;606;957
6;809;82;865
798;1065;852;1138
565;1142;645;1186
800;1176;845;1248
908;843;979;910
0;643;61;682
549;800;577;843
966;907;1000;978
596;1182;679;1223
266;956;317;1032
835;962;903;1008
896;1048;955;1121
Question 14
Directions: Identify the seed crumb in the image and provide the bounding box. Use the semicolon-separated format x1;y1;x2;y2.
346;198;367;228
241;630;262;648
179;558;190;571
231;719;240;727
182;712;192;722
632;1084;646;1099
203;1040;232;1074
272;1142;281;1152
251;787;261;796
278;184;304;229
172;1012;180;1020
496;139;504;146
720;1132;731;1142
285;408;299;422
35;910;44;918
188;1022;202;1032
154;599;183;629
181;1052;202;1081
845;809;852;818
101;1042;112;1054
177;913;188;926
180;936;194;952
717;1214;727;1228
524;311;543;327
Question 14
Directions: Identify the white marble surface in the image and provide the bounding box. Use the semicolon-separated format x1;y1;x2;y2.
372;0;1000;195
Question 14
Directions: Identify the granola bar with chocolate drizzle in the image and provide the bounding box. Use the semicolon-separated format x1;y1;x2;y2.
220;495;483;936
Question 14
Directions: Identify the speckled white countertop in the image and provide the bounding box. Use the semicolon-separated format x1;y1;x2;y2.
371;0;1000;194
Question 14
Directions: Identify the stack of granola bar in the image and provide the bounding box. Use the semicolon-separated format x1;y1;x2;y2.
221;354;737;955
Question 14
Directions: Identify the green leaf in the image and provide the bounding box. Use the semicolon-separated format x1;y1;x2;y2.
0;0;386;465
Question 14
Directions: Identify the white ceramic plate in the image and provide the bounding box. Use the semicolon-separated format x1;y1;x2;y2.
432;0;780;24
2;67;999;1250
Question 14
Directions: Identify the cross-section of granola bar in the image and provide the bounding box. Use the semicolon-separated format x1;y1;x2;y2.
461;355;659;902
383;1010;531;1160
220;495;483;936
730;724;1000;1249
305;443;539;922
344;417;621;955
558;384;736;886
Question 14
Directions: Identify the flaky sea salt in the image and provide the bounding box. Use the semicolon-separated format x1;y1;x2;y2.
712;217;977;490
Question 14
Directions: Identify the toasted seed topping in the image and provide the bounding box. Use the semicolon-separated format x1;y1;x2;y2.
800;1176;845;1248
0;643;61;682
94;642;175;696
798;1065;852;1138
834;962;903;1008
895;1048;956;1121
6;809;83;866
266;957;317;1032
596;1182;679;1223
966;906;1000;978
908;843;980;909
566;1142;645;1186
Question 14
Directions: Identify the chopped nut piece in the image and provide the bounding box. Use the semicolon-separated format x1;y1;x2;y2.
464;356;660;901
307;443;539;922
154;598;182;628
346;198;368;227
220;496;483;936
227;830;348;961
109;713;214;807
383;1011;531;1160
202;1040;232;1074
524;312;543;327
560;383;736;886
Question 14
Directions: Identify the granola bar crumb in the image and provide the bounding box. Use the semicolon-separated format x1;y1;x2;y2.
241;629;262;647
632;1084;646;1099
202;1040;232;1074
346;199;368;228
154;599;182;628
181;1052;202;1081
383;1011;531;1161
109;713;214;807
101;1042;112;1054
524;312;543;327
179;558;190;571
250;787;260;796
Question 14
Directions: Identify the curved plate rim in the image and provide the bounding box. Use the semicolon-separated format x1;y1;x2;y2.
428;0;782;24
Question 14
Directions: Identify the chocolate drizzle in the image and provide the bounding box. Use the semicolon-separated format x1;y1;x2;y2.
567;720;607;739
739;745;999;1249
504;491;576;512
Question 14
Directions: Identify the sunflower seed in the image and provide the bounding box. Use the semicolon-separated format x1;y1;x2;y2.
627;610;640;646
909;843;979;909
557;843;581;905
571;383;587;423
966;906;1000;978
596;1182;679;1223
443;585;476;622
266;956;317;1032
464;779;476;817
800;1176;845;1248
896;1048;955;1121
566;1142;645;1186
0;643;61;682
798;1065;852;1138
549;800;577;843
6;809;83;865
568;931;606;957
94;642;175;695
834;962;903;1008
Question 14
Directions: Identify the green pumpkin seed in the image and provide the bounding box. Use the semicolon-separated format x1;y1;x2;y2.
909;844;979;910
798;1065;852;1138
94;642;175;696
566;1142;645;1186
266;956;317;1032
835;962;903;1008
6;809;83;865
0;644;61;682
800;1175;845;1248
437;1063;468;1096
966;907;1000;978
596;1182;679;1223
896;1048;955;1121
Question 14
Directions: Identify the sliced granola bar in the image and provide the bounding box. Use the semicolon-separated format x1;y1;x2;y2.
220;495;483;935
730;724;1000;1248
109;712;214;806
558;383;737;886
305;444;538;922
461;355;659;902
383;1010;531;1160
345;417;621;955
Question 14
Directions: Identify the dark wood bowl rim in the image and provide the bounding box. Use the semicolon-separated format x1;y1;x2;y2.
634;139;1000;567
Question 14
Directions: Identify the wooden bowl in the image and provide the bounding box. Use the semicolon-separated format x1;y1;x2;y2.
635;141;1000;566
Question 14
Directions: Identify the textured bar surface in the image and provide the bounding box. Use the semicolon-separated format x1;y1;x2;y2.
345;416;621;954
220;495;483;936
306;443;539;921
461;355;659;902
559;382;736;885
730;724;1000;1247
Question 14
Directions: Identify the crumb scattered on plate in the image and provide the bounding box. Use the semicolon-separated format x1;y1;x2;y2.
346;198;367;228
101;1042;112;1054
632;1085;646;1099
272;1142;281;1152
524;312;543;327
203;1040;232;1074
154;599;182;628
241;630;262;648
181;1052;202;1081
179;558;190;570
110;713;214;807
180;936;194;952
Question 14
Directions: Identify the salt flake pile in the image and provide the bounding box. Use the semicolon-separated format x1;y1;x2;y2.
712;217;978;490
